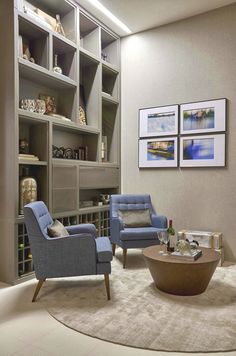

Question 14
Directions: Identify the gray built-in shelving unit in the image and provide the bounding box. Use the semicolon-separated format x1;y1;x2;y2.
0;0;120;284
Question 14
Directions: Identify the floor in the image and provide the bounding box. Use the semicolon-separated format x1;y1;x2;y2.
0;277;236;356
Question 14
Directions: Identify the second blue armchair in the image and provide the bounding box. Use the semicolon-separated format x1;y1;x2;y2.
110;194;167;268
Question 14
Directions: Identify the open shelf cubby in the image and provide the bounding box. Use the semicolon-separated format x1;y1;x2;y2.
23;0;77;43
79;12;99;56
18;15;49;69
102;99;119;163
19;75;77;121
19;117;48;162
52;35;77;80
101;29;119;66
79;187;118;209
80;51;100;128
52;125;99;162
102;64;119;99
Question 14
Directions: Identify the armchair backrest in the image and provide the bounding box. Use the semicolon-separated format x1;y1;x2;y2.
110;194;155;218
24;201;53;244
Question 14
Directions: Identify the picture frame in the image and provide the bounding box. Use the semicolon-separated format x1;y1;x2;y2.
180;98;226;135
139;104;178;138
139;137;178;168
179;134;225;167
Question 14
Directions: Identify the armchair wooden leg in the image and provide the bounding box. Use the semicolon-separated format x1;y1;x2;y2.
123;248;127;269
104;274;111;300
32;279;45;302
112;243;116;256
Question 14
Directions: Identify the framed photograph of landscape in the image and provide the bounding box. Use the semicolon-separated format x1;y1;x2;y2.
180;134;225;167
139;105;178;138
180;98;226;135
139;137;178;168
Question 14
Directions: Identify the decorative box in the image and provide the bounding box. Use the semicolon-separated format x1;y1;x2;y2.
178;230;223;249
178;230;224;266
178;230;214;248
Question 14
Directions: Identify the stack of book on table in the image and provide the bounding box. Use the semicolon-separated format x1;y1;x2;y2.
170;249;202;261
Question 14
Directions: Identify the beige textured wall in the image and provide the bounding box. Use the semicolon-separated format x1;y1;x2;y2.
121;4;236;261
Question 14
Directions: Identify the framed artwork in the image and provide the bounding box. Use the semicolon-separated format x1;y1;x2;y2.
139;105;178;137
139;137;178;168
180;98;226;135
180;134;225;167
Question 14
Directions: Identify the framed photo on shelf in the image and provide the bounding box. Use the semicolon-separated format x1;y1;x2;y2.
180;134;225;167
139;104;178;138
139;137;178;168
180;98;226;135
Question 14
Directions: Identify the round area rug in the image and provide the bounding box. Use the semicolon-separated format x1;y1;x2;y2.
40;249;236;353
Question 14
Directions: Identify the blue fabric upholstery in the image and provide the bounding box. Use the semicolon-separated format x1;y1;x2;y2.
96;237;113;262
23;201;112;280
110;194;167;251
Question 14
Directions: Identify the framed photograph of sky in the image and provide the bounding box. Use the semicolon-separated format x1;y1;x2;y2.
139;104;178;137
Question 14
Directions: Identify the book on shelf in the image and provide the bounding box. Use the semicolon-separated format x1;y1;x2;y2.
170;249;202;261
19;154;39;161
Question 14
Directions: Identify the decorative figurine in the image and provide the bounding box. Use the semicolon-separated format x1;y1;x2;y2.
79;106;86;125
55;14;66;37
53;54;63;74
35;99;46;114
19;139;29;154
19;168;37;215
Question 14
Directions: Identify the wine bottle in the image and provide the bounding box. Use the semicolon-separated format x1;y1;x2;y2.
167;219;175;252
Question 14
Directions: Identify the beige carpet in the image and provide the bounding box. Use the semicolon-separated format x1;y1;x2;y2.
40;249;236;352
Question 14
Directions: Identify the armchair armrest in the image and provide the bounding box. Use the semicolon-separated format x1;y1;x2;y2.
95;237;112;262
151;214;167;229
66;224;97;238
110;216;124;244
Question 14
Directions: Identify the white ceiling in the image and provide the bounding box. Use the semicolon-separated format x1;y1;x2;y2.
77;0;236;36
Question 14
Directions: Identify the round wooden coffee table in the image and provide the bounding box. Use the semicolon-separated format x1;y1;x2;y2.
143;246;220;296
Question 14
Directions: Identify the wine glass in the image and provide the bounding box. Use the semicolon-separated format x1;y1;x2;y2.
157;231;165;254
162;231;170;256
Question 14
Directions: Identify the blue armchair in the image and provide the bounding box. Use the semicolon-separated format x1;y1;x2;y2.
24;201;112;302
110;194;167;268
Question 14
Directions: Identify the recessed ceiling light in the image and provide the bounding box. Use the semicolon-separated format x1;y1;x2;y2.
88;0;132;34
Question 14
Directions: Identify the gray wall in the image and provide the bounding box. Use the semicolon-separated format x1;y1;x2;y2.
121;4;236;261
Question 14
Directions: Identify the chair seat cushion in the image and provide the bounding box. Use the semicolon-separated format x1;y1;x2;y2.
120;227;162;241
96;237;113;262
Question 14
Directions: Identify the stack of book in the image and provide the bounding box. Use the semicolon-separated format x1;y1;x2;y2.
170;249;202;261
19;154;39;161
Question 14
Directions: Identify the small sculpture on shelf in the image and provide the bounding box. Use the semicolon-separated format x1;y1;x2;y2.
55;14;66;37
79;106;86;125
52;145;88;160
39;94;56;115
19;99;46;114
101;52;107;61
19;167;37;215
53;54;63;75
19;139;29;154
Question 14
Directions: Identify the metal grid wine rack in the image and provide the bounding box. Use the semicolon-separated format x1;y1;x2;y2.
17;223;33;277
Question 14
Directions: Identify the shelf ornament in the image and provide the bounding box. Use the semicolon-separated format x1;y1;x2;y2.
55;14;66;37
